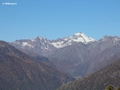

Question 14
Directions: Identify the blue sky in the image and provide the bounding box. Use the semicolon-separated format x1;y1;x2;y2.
0;0;120;42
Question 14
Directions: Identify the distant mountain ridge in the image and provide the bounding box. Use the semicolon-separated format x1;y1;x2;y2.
11;32;95;56
11;32;120;78
12;32;95;48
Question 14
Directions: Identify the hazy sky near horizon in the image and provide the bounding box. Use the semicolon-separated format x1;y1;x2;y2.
0;0;120;42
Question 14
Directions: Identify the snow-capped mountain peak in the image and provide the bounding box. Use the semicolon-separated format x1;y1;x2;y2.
50;32;95;48
70;32;95;43
12;32;96;51
38;36;43;40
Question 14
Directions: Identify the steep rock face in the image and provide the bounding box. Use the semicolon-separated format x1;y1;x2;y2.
0;41;74;90
57;54;120;90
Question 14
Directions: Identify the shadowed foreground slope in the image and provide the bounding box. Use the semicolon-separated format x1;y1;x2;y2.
0;41;74;90
57;54;120;90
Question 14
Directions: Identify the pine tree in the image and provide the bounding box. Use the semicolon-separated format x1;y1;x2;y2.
117;87;120;90
106;85;114;90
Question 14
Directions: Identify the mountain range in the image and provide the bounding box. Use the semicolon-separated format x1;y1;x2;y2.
1;32;120;90
11;32;120;78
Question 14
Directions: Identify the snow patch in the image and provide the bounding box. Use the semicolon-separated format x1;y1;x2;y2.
22;42;34;48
